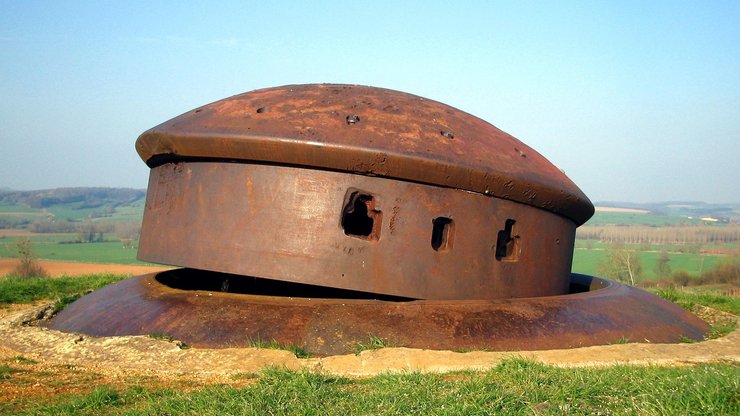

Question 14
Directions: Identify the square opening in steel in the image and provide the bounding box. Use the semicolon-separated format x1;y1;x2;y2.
341;190;382;241
431;217;454;252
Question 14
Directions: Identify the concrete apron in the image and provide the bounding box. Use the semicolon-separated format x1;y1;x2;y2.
2;303;738;378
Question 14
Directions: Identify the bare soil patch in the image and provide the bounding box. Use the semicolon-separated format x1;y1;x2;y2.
0;259;170;277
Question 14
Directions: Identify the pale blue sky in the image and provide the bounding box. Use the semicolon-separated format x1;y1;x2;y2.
1;1;738;203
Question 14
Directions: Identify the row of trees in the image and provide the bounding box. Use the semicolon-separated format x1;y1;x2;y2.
26;220;141;244
29;219;79;233
577;225;740;246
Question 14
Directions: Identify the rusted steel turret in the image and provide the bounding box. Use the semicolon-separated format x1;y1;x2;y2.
135;84;592;300
49;84;709;355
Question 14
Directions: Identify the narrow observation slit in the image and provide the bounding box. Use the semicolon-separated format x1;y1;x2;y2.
495;219;519;261
431;217;454;252
341;191;382;240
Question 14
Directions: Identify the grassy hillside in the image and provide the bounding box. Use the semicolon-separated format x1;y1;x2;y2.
0;188;146;228
1;190;738;285
0;188;147;265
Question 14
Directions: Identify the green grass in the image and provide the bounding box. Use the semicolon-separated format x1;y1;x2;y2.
148;332;175;342
652;287;739;338
0;204;37;213
11;356;38;365
608;336;632;345
572;247;725;279
41;202;108;222
352;335;393;354
102;199;146;223
651;287;740;316
0;364;23;381
12;362;739;415
0;274;127;305
0;234;147;264
247;338;312;358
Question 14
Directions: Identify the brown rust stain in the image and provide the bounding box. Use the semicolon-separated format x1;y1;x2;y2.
136;84;593;225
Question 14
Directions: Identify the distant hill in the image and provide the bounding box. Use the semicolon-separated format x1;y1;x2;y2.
0;187;147;227
1;188;737;228
0;187;145;210
590;201;739;225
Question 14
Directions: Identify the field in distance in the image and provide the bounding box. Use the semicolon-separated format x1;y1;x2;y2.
574;202;738;285
1;188;738;287
0;187;148;266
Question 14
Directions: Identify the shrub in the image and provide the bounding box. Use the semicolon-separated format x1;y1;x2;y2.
10;237;48;278
670;270;691;287
696;261;740;286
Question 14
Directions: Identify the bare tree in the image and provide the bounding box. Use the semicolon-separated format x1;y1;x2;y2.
115;222;141;249
595;243;643;286
653;251;672;279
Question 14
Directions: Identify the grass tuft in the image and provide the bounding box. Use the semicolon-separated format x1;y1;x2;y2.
352;335;393;354
453;347;491;353
11;356;37;365
608;336;632;345
708;321;737;339
0;364;23;381
147;332;174;342
247;338;312;358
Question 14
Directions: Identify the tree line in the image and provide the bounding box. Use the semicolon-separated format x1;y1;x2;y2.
577;225;740;246
27;219;141;244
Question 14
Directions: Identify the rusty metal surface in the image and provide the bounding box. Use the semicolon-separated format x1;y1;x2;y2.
47;85;708;355
136;84;594;225
138;162;575;300
48;271;710;356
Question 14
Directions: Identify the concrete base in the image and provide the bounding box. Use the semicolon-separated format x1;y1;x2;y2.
48;270;710;356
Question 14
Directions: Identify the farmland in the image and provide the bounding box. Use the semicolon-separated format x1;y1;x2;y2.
0;233;145;265
572;246;725;279
1;190;738;287
0;188;148;266
0;188;145;228
571;203;739;286
0;192;737;414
